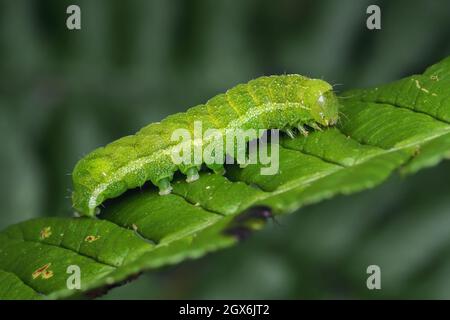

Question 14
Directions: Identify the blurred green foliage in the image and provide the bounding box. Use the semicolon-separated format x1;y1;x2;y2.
1;0;449;298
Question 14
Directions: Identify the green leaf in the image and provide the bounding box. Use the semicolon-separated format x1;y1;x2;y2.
1;56;449;299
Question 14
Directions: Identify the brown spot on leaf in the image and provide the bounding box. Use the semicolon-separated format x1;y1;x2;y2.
40;227;52;239
42;270;54;279
32;263;53;280
85;235;101;243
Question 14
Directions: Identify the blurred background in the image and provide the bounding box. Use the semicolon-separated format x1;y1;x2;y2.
1;0;450;299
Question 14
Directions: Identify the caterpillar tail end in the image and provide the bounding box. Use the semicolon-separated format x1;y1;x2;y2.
157;178;173;195
84;205;100;218
186;167;200;183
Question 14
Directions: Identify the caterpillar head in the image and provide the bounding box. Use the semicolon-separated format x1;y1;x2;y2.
303;79;340;127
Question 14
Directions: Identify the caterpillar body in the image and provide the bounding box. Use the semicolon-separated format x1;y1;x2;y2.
72;75;340;217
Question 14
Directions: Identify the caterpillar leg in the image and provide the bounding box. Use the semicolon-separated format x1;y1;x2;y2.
308;122;323;132
297;124;309;136
214;166;226;175
239;162;249;169
207;163;226;175
285;128;296;139
186;167;200;183
157;178;173;195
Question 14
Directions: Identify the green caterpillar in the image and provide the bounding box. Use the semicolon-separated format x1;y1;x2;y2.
72;75;340;217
